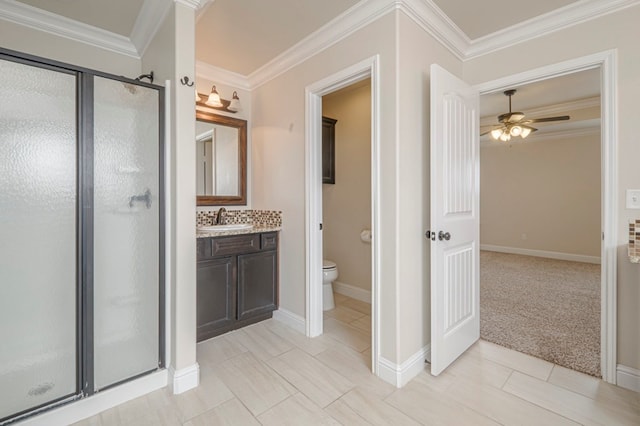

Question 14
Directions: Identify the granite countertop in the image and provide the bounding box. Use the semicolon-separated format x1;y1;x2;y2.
196;225;281;238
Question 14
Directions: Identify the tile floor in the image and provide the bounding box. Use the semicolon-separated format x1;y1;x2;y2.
74;293;639;425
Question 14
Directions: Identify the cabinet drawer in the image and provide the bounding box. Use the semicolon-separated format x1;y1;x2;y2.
197;238;210;261
211;234;260;257
261;232;278;250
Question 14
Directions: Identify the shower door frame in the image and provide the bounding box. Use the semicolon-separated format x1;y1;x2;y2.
0;47;165;424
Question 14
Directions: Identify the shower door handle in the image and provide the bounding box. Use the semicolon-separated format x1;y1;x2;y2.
129;188;152;209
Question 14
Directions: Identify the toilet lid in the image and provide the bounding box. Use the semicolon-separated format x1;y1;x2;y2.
323;260;336;269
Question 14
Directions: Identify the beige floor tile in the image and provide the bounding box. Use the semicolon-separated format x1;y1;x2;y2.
98;393;153;425
333;292;349;303
196;334;248;366
71;415;103;426
267;348;354;407
224;322;293;361
324;305;366;324
385;380;500;425
263;318;335;356
324;317;371;352
350;315;372;333
324;399;373;425
315;346;395;399
340;387;422;426
172;370;235;422
340;297;371;315
410;369;458;394
215;352;295;416
445;350;514;389
548;365;640;410
257;393;340;426
184;398;260;426
469;339;554;380
447;376;579;426
504;371;640;426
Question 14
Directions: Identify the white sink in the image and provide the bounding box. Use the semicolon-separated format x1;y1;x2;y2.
197;223;253;232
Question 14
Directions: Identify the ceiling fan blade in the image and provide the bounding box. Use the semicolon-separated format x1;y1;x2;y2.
525;115;570;123
480;129;492;136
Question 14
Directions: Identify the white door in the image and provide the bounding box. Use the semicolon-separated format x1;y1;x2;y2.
430;64;480;376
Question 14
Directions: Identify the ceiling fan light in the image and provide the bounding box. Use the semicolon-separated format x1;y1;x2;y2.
520;127;532;138
500;132;511;142
490;128;503;140
206;85;223;107
510;125;523;137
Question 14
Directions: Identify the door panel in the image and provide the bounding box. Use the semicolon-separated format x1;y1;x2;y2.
0;57;78;420
430;64;480;376
93;76;160;390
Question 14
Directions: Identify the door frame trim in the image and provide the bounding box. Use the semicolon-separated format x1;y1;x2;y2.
304;55;381;374
474;49;618;383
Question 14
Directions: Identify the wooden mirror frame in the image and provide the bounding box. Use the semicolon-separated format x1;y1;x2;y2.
196;110;247;206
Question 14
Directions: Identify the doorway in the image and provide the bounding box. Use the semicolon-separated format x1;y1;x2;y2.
305;56;380;374
478;69;602;376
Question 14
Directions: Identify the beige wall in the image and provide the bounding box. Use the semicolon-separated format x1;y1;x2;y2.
464;5;640;370
322;80;372;293
142;3;198;374
480;132;601;257
251;11;463;366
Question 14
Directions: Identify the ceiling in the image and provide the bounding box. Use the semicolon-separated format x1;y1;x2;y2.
5;0;603;129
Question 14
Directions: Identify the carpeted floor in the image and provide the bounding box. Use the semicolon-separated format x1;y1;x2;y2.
480;250;601;377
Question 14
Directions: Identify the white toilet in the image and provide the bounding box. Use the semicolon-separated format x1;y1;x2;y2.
322;260;338;311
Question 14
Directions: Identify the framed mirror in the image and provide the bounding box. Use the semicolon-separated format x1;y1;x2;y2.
196;110;247;206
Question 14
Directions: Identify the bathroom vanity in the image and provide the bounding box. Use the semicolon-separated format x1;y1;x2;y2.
196;229;279;341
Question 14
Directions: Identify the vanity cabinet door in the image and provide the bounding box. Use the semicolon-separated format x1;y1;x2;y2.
197;256;236;341
237;250;278;321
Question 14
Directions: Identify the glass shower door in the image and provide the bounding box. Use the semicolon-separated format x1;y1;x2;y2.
0;58;78;420
93;76;161;389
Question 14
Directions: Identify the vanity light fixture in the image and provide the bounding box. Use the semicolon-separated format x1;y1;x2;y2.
227;91;242;112
197;86;242;114
206;85;223;107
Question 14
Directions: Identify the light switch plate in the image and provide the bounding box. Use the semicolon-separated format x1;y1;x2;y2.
626;189;640;209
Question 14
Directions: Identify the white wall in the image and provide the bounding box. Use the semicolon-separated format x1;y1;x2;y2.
480;132;601;258
463;5;640;370
322;81;372;293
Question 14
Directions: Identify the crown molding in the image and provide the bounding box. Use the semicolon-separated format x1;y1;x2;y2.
399;0;468;60
175;0;203;10
196;61;251;90
480;96;601;125
0;0;138;57
131;0;172;56
466;0;640;59
248;0;397;89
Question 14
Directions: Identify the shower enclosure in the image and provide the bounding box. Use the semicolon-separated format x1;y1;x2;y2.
0;49;164;424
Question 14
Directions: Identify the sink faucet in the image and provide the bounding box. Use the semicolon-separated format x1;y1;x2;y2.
216;207;227;225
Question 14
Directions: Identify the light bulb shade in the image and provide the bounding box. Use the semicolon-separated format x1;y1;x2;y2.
227;91;242;112
490;128;503;140
499;132;511;142
510;125;522;136
195;89;202;102
206;85;223;107
520;127;532;138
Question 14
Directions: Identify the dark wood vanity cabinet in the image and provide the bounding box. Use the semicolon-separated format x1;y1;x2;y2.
197;232;278;341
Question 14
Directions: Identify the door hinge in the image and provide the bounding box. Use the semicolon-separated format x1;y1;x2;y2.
425;230;435;241
319;223;323;230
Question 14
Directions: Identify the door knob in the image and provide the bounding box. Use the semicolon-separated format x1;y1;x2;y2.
438;231;451;241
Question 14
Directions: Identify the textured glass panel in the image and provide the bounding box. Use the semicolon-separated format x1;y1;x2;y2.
0;59;77;418
93;77;160;389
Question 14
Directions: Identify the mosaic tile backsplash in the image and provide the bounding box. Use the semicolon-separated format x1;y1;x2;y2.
196;209;282;228
630;220;640;263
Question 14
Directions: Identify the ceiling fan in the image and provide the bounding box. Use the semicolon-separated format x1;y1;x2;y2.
481;89;570;141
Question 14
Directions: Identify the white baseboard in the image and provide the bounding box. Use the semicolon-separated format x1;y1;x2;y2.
480;244;601;264
272;308;306;334
377;344;430;388
616;364;640;392
20;370;168;426
333;281;371;304
170;363;200;394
